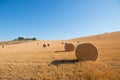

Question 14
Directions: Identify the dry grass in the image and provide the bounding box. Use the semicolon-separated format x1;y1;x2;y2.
0;49;120;80
0;40;33;45
0;31;120;80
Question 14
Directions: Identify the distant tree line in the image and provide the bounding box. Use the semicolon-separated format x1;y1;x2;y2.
14;37;37;41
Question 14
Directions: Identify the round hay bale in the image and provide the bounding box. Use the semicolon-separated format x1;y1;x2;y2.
61;42;64;44
47;44;50;46
37;43;39;45
75;43;98;61
2;45;4;48
64;43;74;51
77;41;79;43
43;44;46;47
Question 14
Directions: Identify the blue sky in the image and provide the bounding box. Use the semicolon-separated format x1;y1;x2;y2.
0;0;120;40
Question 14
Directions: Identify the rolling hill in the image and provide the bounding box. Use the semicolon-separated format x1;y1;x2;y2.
0;31;120;80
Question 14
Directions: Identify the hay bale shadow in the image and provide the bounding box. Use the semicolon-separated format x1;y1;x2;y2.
50;59;96;66
50;59;79;66
54;50;66;53
54;50;73;53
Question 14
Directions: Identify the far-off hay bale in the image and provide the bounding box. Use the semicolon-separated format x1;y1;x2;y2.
75;43;98;61
37;43;39;45
64;43;74;51
2;45;4;48
61;42;64;44
43;44;46;48
47;44;50;46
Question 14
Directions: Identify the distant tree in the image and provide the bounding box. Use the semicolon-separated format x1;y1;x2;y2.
14;37;37;41
13;39;17;41
32;37;37;40
17;37;24;40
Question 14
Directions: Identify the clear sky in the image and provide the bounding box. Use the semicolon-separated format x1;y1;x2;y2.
0;0;120;40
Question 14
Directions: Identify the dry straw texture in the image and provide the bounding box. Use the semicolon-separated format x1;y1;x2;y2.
64;43;74;51
75;43;98;61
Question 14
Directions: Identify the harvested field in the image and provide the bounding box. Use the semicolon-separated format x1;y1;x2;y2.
0;31;120;80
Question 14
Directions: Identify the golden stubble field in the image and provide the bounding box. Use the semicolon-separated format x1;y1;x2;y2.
0;31;120;80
